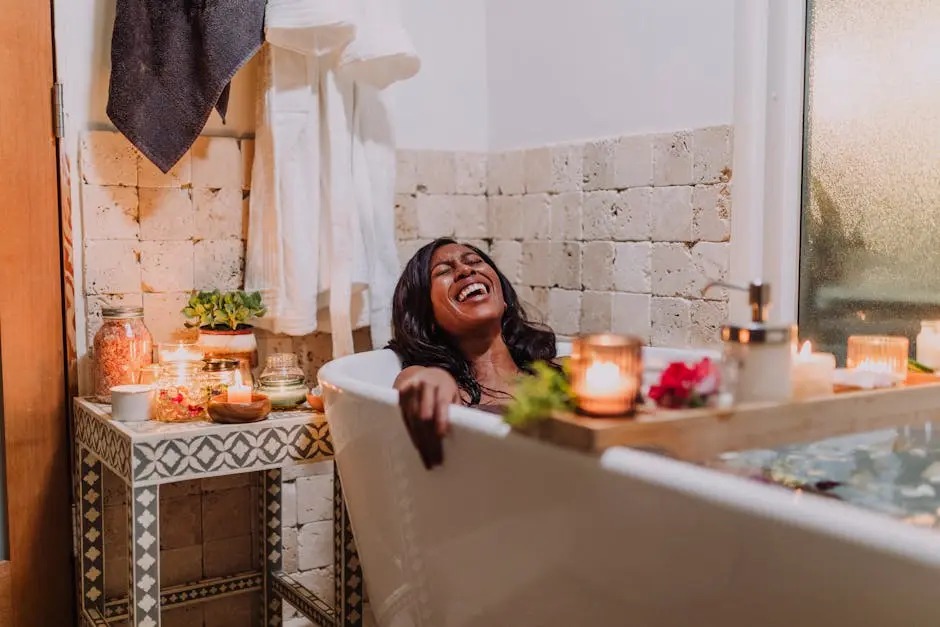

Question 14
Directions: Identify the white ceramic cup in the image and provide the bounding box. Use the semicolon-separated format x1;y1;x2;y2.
110;384;155;422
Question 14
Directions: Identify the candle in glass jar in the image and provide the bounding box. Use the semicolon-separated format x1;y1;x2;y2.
791;341;836;400
916;321;940;370
227;370;252;404
157;341;204;364
571;334;642;417
846;335;908;382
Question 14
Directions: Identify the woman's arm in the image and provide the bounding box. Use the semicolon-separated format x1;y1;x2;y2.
394;366;460;469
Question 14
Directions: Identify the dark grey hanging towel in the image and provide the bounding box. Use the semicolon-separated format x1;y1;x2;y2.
107;0;266;173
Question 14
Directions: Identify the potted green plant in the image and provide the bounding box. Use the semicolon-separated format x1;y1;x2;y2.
182;290;267;372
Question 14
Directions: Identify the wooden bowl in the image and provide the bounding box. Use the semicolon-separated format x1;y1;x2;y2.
208;393;271;424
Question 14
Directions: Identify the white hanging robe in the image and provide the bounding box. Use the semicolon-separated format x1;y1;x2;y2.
246;0;419;357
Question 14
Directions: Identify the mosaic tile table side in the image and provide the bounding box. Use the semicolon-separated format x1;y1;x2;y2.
75;398;334;486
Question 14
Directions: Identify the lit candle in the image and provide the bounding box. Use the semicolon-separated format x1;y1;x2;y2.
791;341;835;400
846;335;908;382
157;341;204;364
571;334;642;417
226;370;252;404
916;321;940;370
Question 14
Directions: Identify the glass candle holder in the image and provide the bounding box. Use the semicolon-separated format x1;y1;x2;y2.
156;340;204;364
154;361;209;422
202;358;239;398
569;334;643;417
137;364;161;386
256;353;307;409
846;335;909;382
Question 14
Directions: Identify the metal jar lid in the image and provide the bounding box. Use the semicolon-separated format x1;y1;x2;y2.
721;323;795;346
202;358;240;372
101;306;144;319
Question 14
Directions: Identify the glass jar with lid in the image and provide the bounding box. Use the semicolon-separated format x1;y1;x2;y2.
256;353;307;409
916;321;940;370
154;362;209;422
202;358;239;399
93;306;154;403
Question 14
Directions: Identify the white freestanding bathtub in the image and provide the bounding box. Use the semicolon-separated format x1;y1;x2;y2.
318;345;940;627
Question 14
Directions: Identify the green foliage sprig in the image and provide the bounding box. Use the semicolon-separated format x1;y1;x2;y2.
503;361;575;428
182;290;267;331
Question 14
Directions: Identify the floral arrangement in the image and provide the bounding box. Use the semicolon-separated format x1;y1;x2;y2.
647;358;721;409
182;289;267;331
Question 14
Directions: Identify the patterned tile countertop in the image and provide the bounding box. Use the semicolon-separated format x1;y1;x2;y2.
713;424;940;530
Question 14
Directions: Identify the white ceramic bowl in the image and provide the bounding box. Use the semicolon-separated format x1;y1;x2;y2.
110;384;155;422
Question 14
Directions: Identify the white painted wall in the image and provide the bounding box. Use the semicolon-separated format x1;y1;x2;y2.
486;0;736;150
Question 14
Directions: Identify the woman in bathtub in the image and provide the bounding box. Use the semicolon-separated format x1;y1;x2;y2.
388;238;558;468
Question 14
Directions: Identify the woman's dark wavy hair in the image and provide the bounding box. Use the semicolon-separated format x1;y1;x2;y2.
387;238;557;405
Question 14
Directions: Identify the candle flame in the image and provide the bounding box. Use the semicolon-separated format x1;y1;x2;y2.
799;340;813;357
233;370;244;386
854;358;895;374
584;360;624;395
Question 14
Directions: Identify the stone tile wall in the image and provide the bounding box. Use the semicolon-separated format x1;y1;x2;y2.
394;125;734;348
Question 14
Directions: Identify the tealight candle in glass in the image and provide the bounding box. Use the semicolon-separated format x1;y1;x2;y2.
846;335;909;382
569;334;643;417
156;340;204;364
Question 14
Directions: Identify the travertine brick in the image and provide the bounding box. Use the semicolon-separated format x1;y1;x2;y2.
610;188;651;241
296;474;333;524
394;194;418;240
82;185;140;240
455;152;487;195
142;292;192;342
139;188;194;240
416;195;454;238
192;136;243;189
415;150;457;194
556;242;582;290
490;240;522;284
652;131;693;186
550;192;583;241
453;195;489;239
396;149;418;194
241;139;254;191
282;526;299;573
612;134;654;188
489;195;524;240
204;534;253;577
582;138;615;191
520;241;554;287
397;239;431;267
580;291;613;334
193;239;243;291
487;150;525;195
283;460;333;481
523;147;552;193
159;495;202;549
651;243;693;297
161;545;203;587
463;238;489;253
194;188;244;240
650;186;692;242
549;143;583;193
548;289;582;336
651;296;692;348
202;486;252;541
612;293;652;343
582;191;619;241
84;240;141;294
693;125;733;184
514;284;549;322
692;184;731;242
691;299;728;347
691;241;730;298
298;521;333;570
81;131;138;186
581;242;615;290
139;150;191;188
521;193;551;240
613;242;651;293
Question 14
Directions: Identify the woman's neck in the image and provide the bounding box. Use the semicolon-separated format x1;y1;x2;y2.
457;330;518;386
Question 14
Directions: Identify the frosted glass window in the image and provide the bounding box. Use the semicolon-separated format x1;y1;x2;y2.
799;0;940;363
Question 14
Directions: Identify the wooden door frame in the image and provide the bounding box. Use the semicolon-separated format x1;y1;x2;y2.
0;0;75;625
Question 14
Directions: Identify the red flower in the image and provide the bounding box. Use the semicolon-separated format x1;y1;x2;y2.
649;358;719;409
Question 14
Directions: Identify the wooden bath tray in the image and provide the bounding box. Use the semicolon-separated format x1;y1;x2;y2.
525;375;940;463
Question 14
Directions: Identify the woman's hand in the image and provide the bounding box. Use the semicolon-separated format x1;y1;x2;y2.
394;367;460;469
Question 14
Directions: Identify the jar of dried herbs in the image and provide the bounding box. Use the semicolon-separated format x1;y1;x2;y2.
93;306;153;403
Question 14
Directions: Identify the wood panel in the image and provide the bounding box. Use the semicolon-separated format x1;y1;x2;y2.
0;561;11;627
0;0;74;624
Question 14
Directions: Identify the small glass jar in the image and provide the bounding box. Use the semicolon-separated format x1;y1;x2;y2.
569;334;643;417
154;362;209;422
256;353;307;409
916;321;940;370
94;306;154;403
202;358;239;399
847;335;909;382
